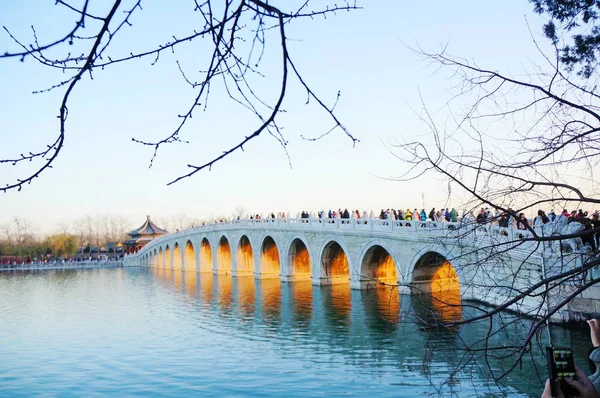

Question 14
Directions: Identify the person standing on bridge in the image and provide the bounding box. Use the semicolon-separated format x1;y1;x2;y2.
449;208;458;222
429;208;437;221
517;213;529;230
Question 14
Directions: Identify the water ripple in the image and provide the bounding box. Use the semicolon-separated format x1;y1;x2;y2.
0;268;546;397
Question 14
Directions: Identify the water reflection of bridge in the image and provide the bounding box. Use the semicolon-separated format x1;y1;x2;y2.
153;267;461;329
145;267;542;395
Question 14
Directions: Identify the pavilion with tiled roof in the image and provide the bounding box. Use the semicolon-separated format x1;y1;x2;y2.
124;215;168;253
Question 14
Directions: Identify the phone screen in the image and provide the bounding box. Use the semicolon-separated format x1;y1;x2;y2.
547;346;579;397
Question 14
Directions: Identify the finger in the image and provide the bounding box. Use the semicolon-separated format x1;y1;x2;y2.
542;378;562;398
565;377;589;395
574;366;594;388
552;379;566;398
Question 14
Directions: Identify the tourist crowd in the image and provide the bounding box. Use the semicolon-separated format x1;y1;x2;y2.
207;206;600;248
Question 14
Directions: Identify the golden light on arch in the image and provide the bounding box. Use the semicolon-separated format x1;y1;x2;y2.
183;240;196;271
431;261;459;292
412;252;462;323
321;241;349;285
165;245;172;269
217;236;232;274
288;238;311;281
260;236;280;279
199;238;213;273
236;235;254;276
173;243;182;271
361;245;398;286
158;247;163;268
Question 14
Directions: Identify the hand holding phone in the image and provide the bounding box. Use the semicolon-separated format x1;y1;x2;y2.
547;346;579;397
542;365;600;398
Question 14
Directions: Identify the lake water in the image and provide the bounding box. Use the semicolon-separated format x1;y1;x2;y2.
0;267;590;397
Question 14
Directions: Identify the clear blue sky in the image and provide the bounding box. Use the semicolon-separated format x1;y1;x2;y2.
0;1;548;235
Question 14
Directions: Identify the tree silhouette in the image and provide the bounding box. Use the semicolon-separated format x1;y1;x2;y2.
531;0;600;78
0;0;358;192
393;39;600;389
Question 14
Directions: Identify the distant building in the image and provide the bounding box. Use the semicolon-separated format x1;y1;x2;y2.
106;241;124;253
124;215;168;253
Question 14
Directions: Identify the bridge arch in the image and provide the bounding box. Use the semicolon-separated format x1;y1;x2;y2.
173;242;182;271
158;247;163;268
284;235;312;282
183;240;196;271
406;249;463;291
199;238;213;273
259;235;281;279
236;235;254;276
357;240;399;288
217;234;233;274
407;249;462;322
165;244;173;269
318;237;351;285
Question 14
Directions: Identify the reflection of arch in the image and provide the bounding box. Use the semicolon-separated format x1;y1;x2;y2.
217;236;232;274
165;245;172;269
217;275;234;312
410;289;462;326
261;278;281;323
410;251;462;324
236;276;256;316
259;236;280;279
359;244;398;286
291;281;313;325
323;284;351;328
320;240;350;285
200;274;214;303
183;240;196;271
236;235;254;276
286;237;311;281
376;286;400;324
173;243;182;271
199;238;213;273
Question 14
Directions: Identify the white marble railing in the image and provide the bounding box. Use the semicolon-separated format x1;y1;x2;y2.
126;217;570;260
167;217;462;239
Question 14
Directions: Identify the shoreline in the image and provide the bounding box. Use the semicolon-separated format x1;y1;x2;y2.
0;261;123;272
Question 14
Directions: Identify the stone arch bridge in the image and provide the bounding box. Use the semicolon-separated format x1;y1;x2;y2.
124;217;583;316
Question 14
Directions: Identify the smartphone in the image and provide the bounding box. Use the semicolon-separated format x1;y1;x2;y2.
546;346;579;397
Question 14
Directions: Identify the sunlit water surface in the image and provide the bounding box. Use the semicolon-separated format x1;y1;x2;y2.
0;268;589;397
